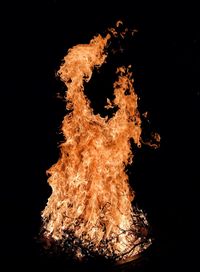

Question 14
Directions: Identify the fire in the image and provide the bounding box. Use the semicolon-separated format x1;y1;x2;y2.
41;23;154;263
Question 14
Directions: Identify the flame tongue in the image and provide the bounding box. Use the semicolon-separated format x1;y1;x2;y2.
42;27;151;262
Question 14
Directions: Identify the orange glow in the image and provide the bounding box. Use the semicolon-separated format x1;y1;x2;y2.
41;23;156;263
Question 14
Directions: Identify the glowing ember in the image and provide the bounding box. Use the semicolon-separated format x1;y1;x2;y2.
41;22;155;263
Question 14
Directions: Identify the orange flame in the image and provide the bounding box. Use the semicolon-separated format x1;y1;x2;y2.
41;23;152;262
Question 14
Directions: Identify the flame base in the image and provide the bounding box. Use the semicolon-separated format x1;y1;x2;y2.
41;206;151;264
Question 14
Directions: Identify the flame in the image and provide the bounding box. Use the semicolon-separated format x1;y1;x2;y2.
41;24;152;263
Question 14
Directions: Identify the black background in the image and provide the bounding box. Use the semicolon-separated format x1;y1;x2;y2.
1;1;199;271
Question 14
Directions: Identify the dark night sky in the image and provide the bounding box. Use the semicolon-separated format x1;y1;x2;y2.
0;1;199;271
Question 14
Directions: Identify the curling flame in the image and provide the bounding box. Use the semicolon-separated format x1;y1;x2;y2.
42;25;152;262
